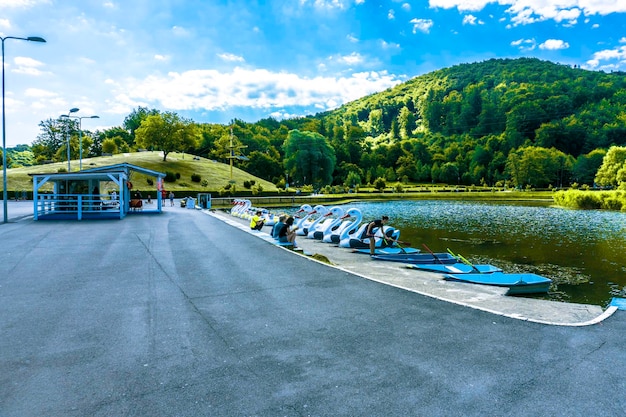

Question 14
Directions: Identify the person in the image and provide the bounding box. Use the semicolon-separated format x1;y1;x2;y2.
277;216;298;247
365;215;390;255
147;194;152;204
110;190;117;200
272;215;286;239
250;210;265;230
169;191;175;206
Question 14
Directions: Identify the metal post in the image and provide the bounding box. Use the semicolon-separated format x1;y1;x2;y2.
2;38;7;223
1;36;46;223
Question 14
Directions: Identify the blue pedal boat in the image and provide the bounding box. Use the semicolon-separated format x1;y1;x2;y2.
406;263;502;274
372;252;457;264
443;272;552;295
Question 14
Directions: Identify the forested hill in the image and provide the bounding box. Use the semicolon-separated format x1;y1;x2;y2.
16;58;626;191
306;57;626;187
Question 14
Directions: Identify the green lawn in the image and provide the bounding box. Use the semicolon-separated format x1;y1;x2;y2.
1;151;278;193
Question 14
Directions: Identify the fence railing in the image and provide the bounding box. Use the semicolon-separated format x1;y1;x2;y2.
35;194;120;220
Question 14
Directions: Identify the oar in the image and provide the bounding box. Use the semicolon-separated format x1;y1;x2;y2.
422;243;443;264
447;248;482;273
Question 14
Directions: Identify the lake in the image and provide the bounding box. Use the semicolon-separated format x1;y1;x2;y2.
282;200;626;307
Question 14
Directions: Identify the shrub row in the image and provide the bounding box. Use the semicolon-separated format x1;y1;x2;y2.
553;190;626;211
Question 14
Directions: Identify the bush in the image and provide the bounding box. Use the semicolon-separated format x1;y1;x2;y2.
191;173;201;183
164;171;177;182
243;180;252;189
175;172;181;179
373;177;386;191
146;178;154;185
201;179;208;187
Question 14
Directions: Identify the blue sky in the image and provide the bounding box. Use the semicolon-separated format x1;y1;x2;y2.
1;0;626;147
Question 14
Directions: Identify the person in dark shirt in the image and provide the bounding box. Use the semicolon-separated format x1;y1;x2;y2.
277;216;298;247
365;215;390;255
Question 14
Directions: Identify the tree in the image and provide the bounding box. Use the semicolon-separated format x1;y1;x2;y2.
595;146;626;187
572;149;606;185
135;112;201;161
283;129;336;186
505;146;573;188
124;107;160;144
32;118;72;162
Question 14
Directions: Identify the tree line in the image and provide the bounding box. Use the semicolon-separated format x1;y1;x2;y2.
4;57;626;191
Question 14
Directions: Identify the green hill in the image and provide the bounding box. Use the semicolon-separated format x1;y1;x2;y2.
0;151;279;194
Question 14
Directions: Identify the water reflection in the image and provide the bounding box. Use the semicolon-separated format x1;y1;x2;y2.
283;200;626;306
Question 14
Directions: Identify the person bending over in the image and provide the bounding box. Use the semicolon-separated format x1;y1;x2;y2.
365;215;390;255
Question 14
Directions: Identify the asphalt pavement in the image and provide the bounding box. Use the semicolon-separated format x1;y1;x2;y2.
1;202;625;416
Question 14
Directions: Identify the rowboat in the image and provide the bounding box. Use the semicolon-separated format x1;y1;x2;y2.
406;263;502;274
371;252;457;264
352;247;420;255
443;272;552;295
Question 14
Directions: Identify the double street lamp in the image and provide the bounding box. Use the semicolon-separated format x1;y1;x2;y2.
63;114;100;170
2;35;46;224
60;108;79;171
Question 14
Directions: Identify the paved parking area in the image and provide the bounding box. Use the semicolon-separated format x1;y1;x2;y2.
1;205;624;416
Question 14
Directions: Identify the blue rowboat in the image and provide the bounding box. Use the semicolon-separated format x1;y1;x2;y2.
372;252;457;264
406;263;502;274
443;272;552;295
352;247;421;255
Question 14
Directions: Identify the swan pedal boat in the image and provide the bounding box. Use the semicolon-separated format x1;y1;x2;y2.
443;272;552;295
371;252;457;264
406;263;502;274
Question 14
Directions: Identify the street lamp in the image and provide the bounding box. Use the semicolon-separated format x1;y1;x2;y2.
2;35;46;224
76;115;99;170
59;108;79;171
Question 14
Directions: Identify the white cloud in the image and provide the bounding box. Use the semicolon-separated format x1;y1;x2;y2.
620;37;626;43
337;52;364;65
121;67;403;113
511;38;536;51
154;54;170;62
428;0;626;26
586;45;626;69
462;14;484;25
0;0;46;8
539;39;570;50
12;56;45;75
381;40;400;49
0;18;11;30
410;18;434;34
388;9;395;19
347;34;359;42
402;3;411;12
217;53;245;62
299;0;348;10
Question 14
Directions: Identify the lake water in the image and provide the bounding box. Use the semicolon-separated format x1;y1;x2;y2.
283;200;626;307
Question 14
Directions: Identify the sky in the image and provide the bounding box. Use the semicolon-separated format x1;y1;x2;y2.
1;0;626;148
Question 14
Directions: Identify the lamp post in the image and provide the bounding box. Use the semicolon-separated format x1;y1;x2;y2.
61;114;99;170
2;35;46;224
59;108;79;171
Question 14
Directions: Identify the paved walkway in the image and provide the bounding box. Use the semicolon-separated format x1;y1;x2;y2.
211;209;613;326
1;205;625;416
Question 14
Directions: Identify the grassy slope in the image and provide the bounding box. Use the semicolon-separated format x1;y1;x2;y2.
1;151;278;193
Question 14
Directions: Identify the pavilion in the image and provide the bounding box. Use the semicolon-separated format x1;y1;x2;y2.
29;163;166;220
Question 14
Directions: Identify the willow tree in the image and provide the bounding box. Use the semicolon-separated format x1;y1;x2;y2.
283;129;336;187
135;112;200;161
